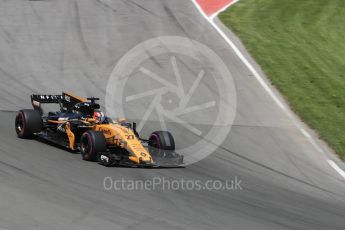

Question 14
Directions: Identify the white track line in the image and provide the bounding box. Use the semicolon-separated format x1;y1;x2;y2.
328;160;345;179
191;0;345;179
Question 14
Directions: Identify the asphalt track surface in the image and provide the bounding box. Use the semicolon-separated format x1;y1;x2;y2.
1;1;345;229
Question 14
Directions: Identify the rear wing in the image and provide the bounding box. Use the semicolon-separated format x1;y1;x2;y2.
31;92;87;112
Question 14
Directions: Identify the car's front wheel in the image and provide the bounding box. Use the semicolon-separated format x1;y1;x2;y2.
80;131;107;162
148;131;175;155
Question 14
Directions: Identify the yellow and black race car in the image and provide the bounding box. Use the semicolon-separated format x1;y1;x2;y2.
15;92;184;167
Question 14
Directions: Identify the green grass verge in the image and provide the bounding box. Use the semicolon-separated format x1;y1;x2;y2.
219;0;345;157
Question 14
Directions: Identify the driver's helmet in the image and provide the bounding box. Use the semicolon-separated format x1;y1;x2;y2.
93;111;105;123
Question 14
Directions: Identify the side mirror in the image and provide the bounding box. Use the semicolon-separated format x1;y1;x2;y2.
132;122;139;137
91;104;100;109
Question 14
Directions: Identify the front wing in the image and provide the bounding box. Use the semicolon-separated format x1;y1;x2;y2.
98;150;184;168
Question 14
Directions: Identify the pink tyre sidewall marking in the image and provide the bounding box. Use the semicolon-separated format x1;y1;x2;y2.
150;133;161;154
18;112;26;135
84;133;93;158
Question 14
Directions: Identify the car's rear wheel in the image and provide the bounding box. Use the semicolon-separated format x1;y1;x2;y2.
80;131;107;161
15;109;42;139
148;131;175;155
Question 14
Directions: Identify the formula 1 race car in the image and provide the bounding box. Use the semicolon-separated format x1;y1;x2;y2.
15;92;184;167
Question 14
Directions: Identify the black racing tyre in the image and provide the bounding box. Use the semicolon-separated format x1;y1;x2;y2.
15;109;42;139
80;131;107;162
148;131;175;152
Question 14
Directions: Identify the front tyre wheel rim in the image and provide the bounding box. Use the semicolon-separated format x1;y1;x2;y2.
16;113;25;135
81;138;90;157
